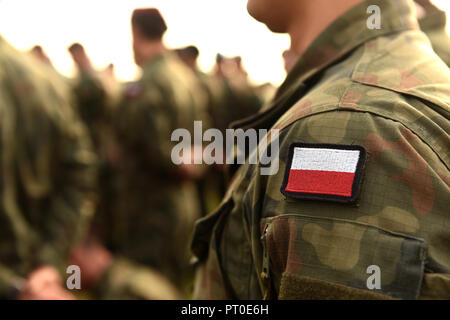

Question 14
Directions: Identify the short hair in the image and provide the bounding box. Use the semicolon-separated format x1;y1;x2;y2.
177;45;199;59
68;43;84;53
216;53;224;63
31;45;43;53
184;46;199;58
132;8;167;40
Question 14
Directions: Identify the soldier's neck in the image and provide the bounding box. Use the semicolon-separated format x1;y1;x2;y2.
288;0;363;56
138;41;166;66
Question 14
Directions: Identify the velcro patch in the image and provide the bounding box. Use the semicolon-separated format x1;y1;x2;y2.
280;143;366;204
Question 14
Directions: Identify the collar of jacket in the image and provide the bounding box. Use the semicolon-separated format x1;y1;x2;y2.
231;0;420;132
140;52;168;79
418;3;447;32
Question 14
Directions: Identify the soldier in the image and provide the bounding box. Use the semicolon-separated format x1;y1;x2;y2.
175;46;226;216
68;43;118;256
0;36;97;299
192;0;450;300
212;54;263;134
29;45;69;84
68;43;110;148
415;0;450;66
109;8;205;296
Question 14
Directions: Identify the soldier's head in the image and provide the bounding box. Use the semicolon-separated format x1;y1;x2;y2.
248;0;364;33
30;45;52;66
247;0;363;54
131;8;167;66
247;0;299;33
176;45;200;70
68;43;92;72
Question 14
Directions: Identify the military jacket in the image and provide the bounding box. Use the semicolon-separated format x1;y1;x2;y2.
192;0;450;300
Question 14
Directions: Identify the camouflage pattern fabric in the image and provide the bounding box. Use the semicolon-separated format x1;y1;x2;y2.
71;70;109;148
96;257;182;300
0;36;97;298
210;75;262;135
192;0;450;300
70;69;119;252
419;1;450;66
110;52;204;293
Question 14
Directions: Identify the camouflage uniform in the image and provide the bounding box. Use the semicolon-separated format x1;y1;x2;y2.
210;75;262;135
419;1;450;66
0;36;97;298
71;69;118;248
71;70;109;148
111;52;204;292
96;258;182;300
192;0;450;300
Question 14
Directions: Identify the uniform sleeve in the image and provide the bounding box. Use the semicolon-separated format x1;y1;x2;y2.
72;71;108;127
261;111;449;299
0;264;24;299
39;114;98;271
33;83;98;272
114;84;178;177
194;110;450;300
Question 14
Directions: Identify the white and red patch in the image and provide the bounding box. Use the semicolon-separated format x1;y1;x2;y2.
281;143;366;203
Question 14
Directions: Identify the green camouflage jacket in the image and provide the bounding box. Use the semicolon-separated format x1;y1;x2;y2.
110;53;205;290
419;1;450;66
71;70;109;148
192;0;450;300
0;37;98;298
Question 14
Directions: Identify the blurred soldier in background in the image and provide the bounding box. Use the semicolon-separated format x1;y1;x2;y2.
29;45;68;83
175;46;224;215
0;36;97;299
415;0;450;66
30;45;53;67
66;9;206;299
81;8;206;297
68;43;110;148
68;43;118;258
212;54;263;135
192;0;450;300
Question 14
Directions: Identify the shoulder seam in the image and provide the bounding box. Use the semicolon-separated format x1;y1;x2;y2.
279;108;449;170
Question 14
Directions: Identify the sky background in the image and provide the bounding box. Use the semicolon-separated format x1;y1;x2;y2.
0;0;448;85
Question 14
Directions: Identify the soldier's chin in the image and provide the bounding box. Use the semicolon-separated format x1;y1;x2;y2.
247;2;288;33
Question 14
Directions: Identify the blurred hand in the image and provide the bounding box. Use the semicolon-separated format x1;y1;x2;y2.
69;241;112;289
177;144;206;180
18;265;75;300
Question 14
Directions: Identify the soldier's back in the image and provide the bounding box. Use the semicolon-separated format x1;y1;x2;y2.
111;52;203;292
0;36;97;298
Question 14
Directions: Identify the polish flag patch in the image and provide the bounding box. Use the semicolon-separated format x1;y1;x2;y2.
281;143;366;203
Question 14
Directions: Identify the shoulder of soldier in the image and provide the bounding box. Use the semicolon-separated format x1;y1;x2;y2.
123;81;144;101
274;29;449;163
425;29;450;66
0;38;78;122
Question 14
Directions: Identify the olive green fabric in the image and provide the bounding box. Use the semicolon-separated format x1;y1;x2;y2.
419;1;450;66
0;36;97;298
278;274;394;300
97;258;182;300
192;0;450;300
110;52;205;292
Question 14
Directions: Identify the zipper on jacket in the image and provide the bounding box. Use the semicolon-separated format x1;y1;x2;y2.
260;223;271;300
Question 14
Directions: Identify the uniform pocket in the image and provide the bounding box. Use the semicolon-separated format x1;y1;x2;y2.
261;214;427;300
191;197;234;263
